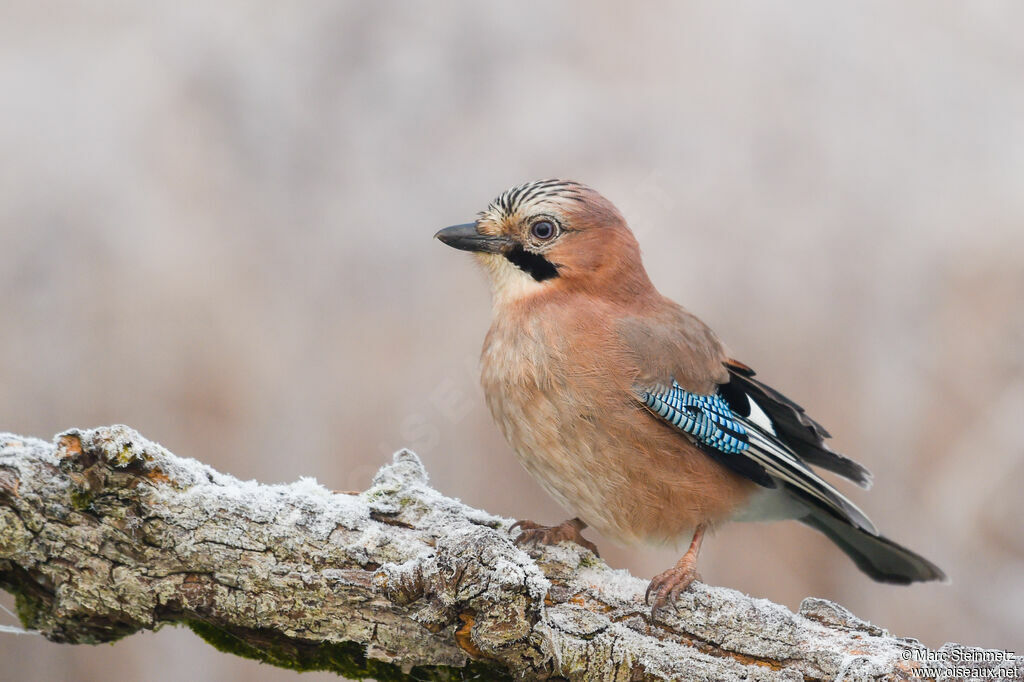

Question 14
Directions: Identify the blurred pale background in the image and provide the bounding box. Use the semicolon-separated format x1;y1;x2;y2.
2;1;1022;680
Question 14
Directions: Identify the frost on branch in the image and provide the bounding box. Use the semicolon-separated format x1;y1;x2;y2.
0;426;1019;681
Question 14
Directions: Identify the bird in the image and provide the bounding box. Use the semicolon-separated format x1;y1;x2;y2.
435;179;946;615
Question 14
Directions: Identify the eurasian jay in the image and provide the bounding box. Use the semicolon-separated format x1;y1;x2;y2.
435;179;946;614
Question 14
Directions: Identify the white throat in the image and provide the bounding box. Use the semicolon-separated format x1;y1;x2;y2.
476;252;549;309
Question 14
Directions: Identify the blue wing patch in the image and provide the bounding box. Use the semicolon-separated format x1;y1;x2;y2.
641;381;750;454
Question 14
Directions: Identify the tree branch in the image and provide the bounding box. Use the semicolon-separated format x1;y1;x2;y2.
0;426;1018;680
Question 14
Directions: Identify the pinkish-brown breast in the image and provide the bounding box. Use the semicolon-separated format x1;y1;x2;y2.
480;292;756;546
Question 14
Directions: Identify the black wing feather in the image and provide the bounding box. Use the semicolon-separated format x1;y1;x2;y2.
721;361;873;488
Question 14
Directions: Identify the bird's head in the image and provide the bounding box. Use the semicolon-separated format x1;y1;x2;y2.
435;179;652;306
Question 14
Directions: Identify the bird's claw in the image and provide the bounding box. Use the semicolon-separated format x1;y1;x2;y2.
510;518;600;557
645;563;700;617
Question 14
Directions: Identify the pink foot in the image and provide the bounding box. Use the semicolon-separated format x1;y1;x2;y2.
646;523;707;617
511;517;600;557
645;561;700;616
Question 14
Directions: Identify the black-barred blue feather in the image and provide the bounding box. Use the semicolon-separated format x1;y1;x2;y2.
642;382;749;454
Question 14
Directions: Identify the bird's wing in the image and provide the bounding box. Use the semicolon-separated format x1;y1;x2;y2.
617;311;876;533
637;377;876;533
719;359;873;488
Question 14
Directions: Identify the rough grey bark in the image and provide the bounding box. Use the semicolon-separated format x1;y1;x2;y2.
0;426;1018;681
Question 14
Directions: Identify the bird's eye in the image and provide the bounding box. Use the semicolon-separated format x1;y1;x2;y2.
531;220;556;241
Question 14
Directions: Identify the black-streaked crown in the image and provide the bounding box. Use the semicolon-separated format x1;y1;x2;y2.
480;179;586;222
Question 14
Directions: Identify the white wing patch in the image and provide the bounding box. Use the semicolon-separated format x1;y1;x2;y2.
746;396;776;435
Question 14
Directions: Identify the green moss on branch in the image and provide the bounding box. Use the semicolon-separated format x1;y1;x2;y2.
186;620;512;681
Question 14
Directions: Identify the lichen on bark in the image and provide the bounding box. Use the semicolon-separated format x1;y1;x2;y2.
0;426;1020;681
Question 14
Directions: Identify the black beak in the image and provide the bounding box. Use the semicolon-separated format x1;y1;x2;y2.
434;223;512;254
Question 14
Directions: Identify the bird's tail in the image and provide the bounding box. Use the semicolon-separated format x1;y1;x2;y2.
801;510;947;584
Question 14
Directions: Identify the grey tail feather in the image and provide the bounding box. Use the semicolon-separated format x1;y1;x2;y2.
802;510;947;584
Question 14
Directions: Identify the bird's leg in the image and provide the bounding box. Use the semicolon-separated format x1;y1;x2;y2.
510;517;599;557
646;523;706;616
